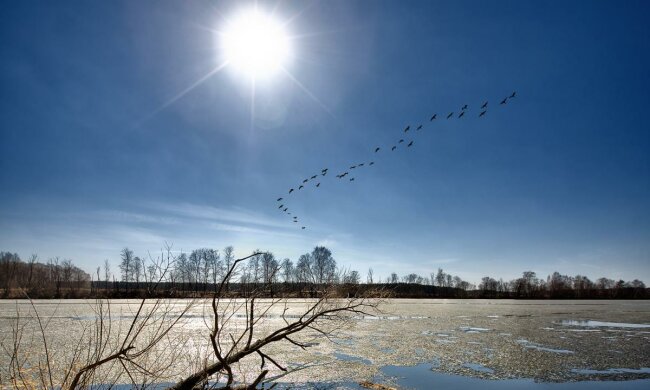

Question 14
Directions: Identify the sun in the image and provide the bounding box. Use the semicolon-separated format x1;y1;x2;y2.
221;9;291;80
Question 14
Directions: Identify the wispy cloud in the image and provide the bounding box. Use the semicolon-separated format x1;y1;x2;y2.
142;201;290;230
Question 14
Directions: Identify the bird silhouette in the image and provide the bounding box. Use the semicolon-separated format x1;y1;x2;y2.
430;114;437;121
417;125;423;130
278;204;284;209
462;104;468;110
404;125;410;132
277;197;283;202
447;112;454;119
311;175;317;179
350;178;355;181
322;171;327;176
301;226;306;230
350;165;356;169
510;91;516;98
316;182;321;187
481;101;488;109
303;179;309;183
289;188;294;193
391;146;397;151
407;141;414;147
458;111;465;118
299;185;304;190
322;168;328;172
399;139;404;143
500;98;507;105
283;208;288;212
375;147;380;153
294;220;298;223
358;163;364;167
479;111;486;117
369;161;375;166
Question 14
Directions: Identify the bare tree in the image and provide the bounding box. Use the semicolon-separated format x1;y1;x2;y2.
281;258;294;283
435;268;445;287
2;246;193;389
310;247;336;284
167;253;381;389
296;253;312;284
344;270;361;284
119;248;134;283
103;259;110;283
0;250;381;389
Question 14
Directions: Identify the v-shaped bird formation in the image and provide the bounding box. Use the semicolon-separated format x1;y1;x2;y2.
276;91;518;230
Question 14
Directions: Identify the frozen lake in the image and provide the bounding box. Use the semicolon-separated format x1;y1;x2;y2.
1;299;649;388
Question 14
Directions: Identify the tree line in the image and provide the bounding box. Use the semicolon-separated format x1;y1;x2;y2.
0;251;90;298
1;248;647;299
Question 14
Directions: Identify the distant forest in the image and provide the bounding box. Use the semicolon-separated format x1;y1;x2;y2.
1;248;647;299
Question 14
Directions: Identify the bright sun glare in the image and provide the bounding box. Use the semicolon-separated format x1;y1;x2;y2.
221;9;291;80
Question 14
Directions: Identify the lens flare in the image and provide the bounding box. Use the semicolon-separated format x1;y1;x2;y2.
221;9;291;80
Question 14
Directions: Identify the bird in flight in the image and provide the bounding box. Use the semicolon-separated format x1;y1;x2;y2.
350;165;356;169
391;146;397;151
299;185;304;190
277;197;283;202
407;141;414;147
350;178;355;181
417;125;423;130
302;179;309;183
447;112;454;119
462;104;468;110
510;91;516;98
399;139;404;143
289;188;294;193
430;114;437;121
358;163;364;167
311;175;317;180
283;208;288;212
322;171;327;176
369;161;375;166
404;125;410;132
481;101;488;109
458;111;465;118
294;220;298;223
479;111;486;117
301;226;306;230
375;147;380;153
316;182;321;187
278;204;284;209
500;98;507;105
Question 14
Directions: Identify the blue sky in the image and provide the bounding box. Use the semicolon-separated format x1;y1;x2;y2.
1;0;649;284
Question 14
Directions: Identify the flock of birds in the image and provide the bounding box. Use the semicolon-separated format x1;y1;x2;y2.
275;91;518;230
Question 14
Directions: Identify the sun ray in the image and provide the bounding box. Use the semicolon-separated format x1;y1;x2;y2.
134;61;229;127
288;28;358;40
281;67;332;116
250;76;256;133
279;1;318;29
